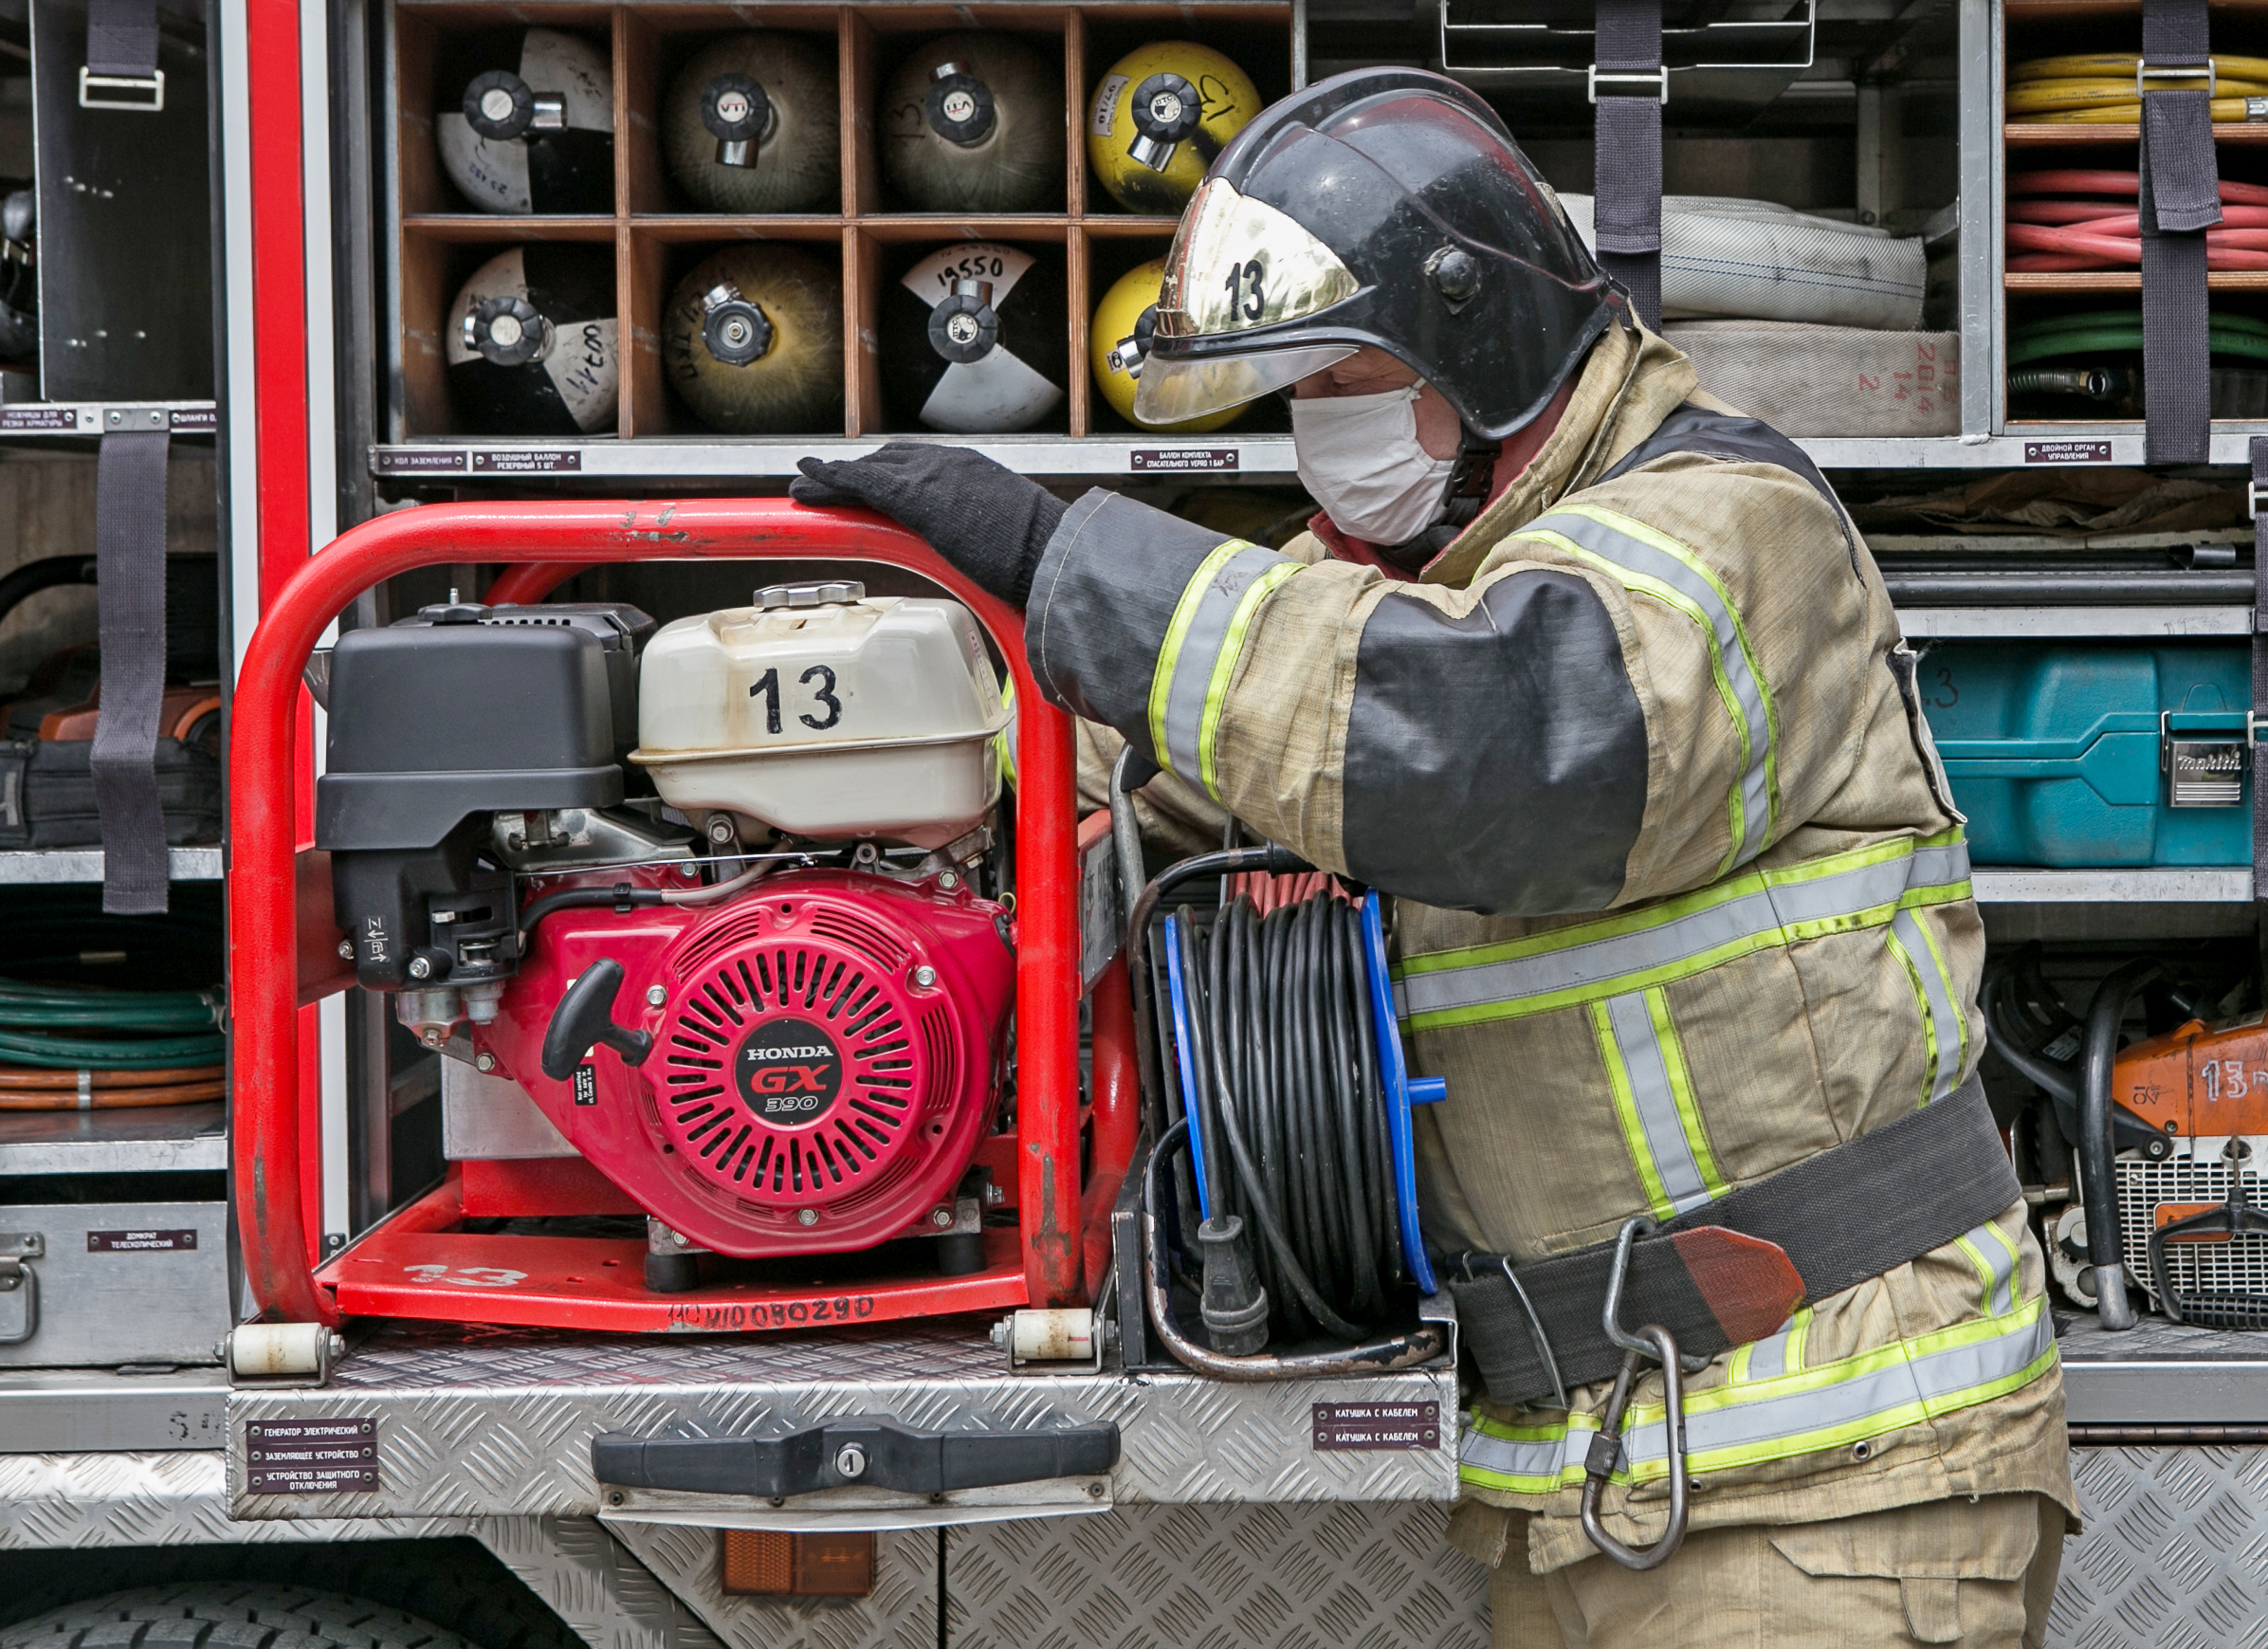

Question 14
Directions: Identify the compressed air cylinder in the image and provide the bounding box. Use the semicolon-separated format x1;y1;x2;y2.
664;33;839;213
879;33;1065;214
881;243;1067;433
1086;43;1259;215
446;246;617;436
664;245;844;433
435;27;614;215
1090;258;1244;433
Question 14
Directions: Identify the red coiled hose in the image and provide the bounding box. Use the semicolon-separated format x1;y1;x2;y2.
2007;172;2268;269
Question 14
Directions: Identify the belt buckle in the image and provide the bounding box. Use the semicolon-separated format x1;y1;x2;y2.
1587;65;1669;105
2136;61;2216;100
1579;1217;1692;1572
78;67;165;112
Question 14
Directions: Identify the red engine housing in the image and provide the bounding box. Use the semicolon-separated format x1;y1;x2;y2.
475;870;1015;1257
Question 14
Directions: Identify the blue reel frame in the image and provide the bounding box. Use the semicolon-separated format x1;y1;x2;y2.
1158;892;1443;1292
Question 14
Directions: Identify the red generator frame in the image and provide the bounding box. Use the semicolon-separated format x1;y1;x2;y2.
229;499;1135;1332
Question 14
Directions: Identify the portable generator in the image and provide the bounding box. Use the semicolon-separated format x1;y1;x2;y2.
319;578;1021;1291
229;502;1110;1333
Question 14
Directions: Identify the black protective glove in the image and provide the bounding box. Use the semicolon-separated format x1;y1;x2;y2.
790;442;1068;608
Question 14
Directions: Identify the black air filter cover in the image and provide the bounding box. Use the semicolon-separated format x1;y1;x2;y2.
316;602;652;853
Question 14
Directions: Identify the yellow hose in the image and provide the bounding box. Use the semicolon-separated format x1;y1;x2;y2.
2012;52;2268;82
2008;78;2268;115
2021;97;2268;123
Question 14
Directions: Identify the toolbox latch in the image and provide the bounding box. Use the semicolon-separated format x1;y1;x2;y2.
0;1232;44;1346
2161;711;2252;807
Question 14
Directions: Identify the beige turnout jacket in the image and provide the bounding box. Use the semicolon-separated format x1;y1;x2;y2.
1042;319;2074;1574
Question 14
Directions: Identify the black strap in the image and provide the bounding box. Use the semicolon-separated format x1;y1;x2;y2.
2254;438;2267;909
85;0;158;76
1447;1073;2021;1407
89;428;171;914
2139;0;2218;465
1592;0;1663;329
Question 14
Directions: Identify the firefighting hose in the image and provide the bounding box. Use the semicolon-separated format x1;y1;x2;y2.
2008;54;2268;124
0;898;227;1107
2005;172;2268;271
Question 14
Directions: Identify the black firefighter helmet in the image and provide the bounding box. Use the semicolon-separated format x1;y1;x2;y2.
1135;68;1617;441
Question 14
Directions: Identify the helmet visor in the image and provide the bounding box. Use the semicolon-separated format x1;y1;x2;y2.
1154;180;1363;342
1132;341;1358;424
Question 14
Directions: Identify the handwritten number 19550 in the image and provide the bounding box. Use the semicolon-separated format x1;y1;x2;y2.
750;666;844;733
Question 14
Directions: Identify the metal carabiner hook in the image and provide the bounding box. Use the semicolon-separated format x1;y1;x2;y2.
1580;1218;1691;1571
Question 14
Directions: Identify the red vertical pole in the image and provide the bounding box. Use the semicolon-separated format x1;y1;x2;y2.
1015;705;1084;1306
243;0;322;1273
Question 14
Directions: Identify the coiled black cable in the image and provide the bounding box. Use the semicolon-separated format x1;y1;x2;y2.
1172;891;1409;1340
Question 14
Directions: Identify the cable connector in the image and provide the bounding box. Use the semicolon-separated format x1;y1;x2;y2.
1197;1214;1270;1355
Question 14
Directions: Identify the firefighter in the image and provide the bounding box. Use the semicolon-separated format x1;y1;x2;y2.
793;67;2074;1649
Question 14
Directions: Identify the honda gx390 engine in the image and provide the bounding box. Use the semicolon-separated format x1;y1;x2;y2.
316;582;1015;1291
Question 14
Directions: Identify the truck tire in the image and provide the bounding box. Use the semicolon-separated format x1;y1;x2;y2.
0;1586;487;1649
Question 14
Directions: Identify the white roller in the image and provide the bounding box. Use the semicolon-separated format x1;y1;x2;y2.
228;1321;340;1379
1561;194;1928;331
994;1308;1096;1361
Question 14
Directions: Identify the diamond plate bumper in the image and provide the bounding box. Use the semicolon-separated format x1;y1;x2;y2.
224;1321;1458;1522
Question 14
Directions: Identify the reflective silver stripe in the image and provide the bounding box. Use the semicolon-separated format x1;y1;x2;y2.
1460;1307;2053;1489
1603;990;1713;1216
1533;508;1772;867
1154;541;1289;785
1744;1321;1796;1382
1400;839;1972;1023
1967;1221;2018;1317
1615;1306;2054;1474
1891;907;1965;1106
1459;1424;1593;1487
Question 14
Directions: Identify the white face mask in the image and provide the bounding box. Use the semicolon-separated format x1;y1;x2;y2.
1290;385;1457;548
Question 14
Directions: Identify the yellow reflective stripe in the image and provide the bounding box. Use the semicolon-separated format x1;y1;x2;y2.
1405;830;1962;975
1954;1235;2000;1314
1146;539;1248;773
1911;903;1970;1072
1458;1294;2054;1493
1525;504;1782;869
1197;559;1301;800
1963;1220;2019;1317
1783;1305;1812;1372
1398;832;1972;1033
993;673;1017;787
1521;526;1751;874
1886;907;1966;1108
1727;1340;1756;1384
1594;999;1676;1220
1648;985;1727;1199
1881;920;1938;1111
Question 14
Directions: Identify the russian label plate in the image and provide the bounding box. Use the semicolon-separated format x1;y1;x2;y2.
245;1418;379;1494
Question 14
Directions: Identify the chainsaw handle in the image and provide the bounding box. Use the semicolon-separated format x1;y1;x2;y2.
540;959;653;1080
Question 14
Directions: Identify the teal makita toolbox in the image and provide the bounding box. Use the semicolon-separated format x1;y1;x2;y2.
1920;642;2255;866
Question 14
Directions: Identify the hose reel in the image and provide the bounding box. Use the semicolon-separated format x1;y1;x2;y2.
1126;830;1447;1377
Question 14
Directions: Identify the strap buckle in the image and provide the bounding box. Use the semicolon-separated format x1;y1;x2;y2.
78;66;163;111
1588;64;1669;104
1578;1218;1691;1572
2136;61;2216;100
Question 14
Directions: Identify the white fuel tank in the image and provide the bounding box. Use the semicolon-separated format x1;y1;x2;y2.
630;580;1009;849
